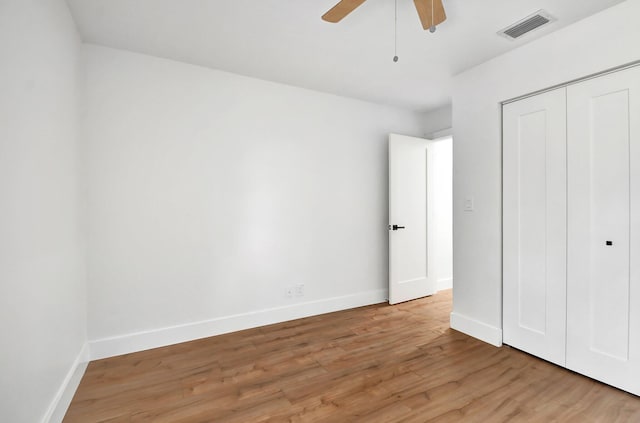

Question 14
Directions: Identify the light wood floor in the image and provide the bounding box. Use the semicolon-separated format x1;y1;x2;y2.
65;290;640;422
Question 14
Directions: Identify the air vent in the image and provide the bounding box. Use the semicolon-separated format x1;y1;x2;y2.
498;10;556;40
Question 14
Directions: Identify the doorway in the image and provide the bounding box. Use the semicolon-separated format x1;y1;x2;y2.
388;133;453;304
432;136;453;292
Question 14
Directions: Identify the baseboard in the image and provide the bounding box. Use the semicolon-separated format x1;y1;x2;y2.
437;277;453;291
450;312;503;347
42;342;89;423
90;289;388;360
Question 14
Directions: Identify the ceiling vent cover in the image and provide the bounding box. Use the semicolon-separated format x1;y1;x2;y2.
498;10;556;40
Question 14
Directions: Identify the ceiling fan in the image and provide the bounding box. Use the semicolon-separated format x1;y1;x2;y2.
322;0;446;32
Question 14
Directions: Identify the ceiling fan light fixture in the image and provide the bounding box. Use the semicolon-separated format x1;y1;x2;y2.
322;0;447;31
414;0;446;31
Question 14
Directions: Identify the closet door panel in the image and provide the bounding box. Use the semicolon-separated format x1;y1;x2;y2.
567;66;640;396
503;88;567;366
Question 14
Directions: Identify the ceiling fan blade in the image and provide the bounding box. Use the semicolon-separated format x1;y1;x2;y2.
322;0;368;23
413;0;446;30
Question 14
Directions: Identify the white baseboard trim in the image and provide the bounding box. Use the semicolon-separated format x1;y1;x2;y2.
437;277;453;291
42;342;89;423
90;289;388;360
450;312;503;347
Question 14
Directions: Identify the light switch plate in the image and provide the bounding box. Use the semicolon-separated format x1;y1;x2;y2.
464;196;474;212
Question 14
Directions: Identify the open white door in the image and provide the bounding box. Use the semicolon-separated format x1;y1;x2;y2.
389;134;437;304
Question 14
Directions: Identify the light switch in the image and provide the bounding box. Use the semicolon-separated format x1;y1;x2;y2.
464;196;474;212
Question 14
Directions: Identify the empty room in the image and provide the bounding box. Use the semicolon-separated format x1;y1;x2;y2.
2;0;640;421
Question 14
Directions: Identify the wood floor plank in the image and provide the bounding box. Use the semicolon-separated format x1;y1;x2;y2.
64;290;640;422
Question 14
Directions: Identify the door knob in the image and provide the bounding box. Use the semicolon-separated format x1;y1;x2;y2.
390;224;405;231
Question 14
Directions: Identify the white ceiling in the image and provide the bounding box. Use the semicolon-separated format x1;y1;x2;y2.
66;0;625;111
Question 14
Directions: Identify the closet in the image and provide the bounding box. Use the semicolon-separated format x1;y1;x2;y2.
503;65;640;396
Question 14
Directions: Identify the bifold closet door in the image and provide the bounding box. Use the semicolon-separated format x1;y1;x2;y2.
567;66;640;395
503;88;567;366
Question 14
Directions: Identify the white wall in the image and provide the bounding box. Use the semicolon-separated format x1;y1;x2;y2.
432;138;453;291
0;1;87;422
83;45;424;358
419;104;452;138
451;0;640;346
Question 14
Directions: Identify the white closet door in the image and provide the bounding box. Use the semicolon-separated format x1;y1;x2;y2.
567;66;640;396
503;88;567;366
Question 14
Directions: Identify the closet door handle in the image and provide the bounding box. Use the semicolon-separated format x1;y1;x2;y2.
389;225;405;231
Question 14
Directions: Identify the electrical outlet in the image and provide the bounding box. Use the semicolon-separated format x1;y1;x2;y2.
285;286;294;298
294;284;305;297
